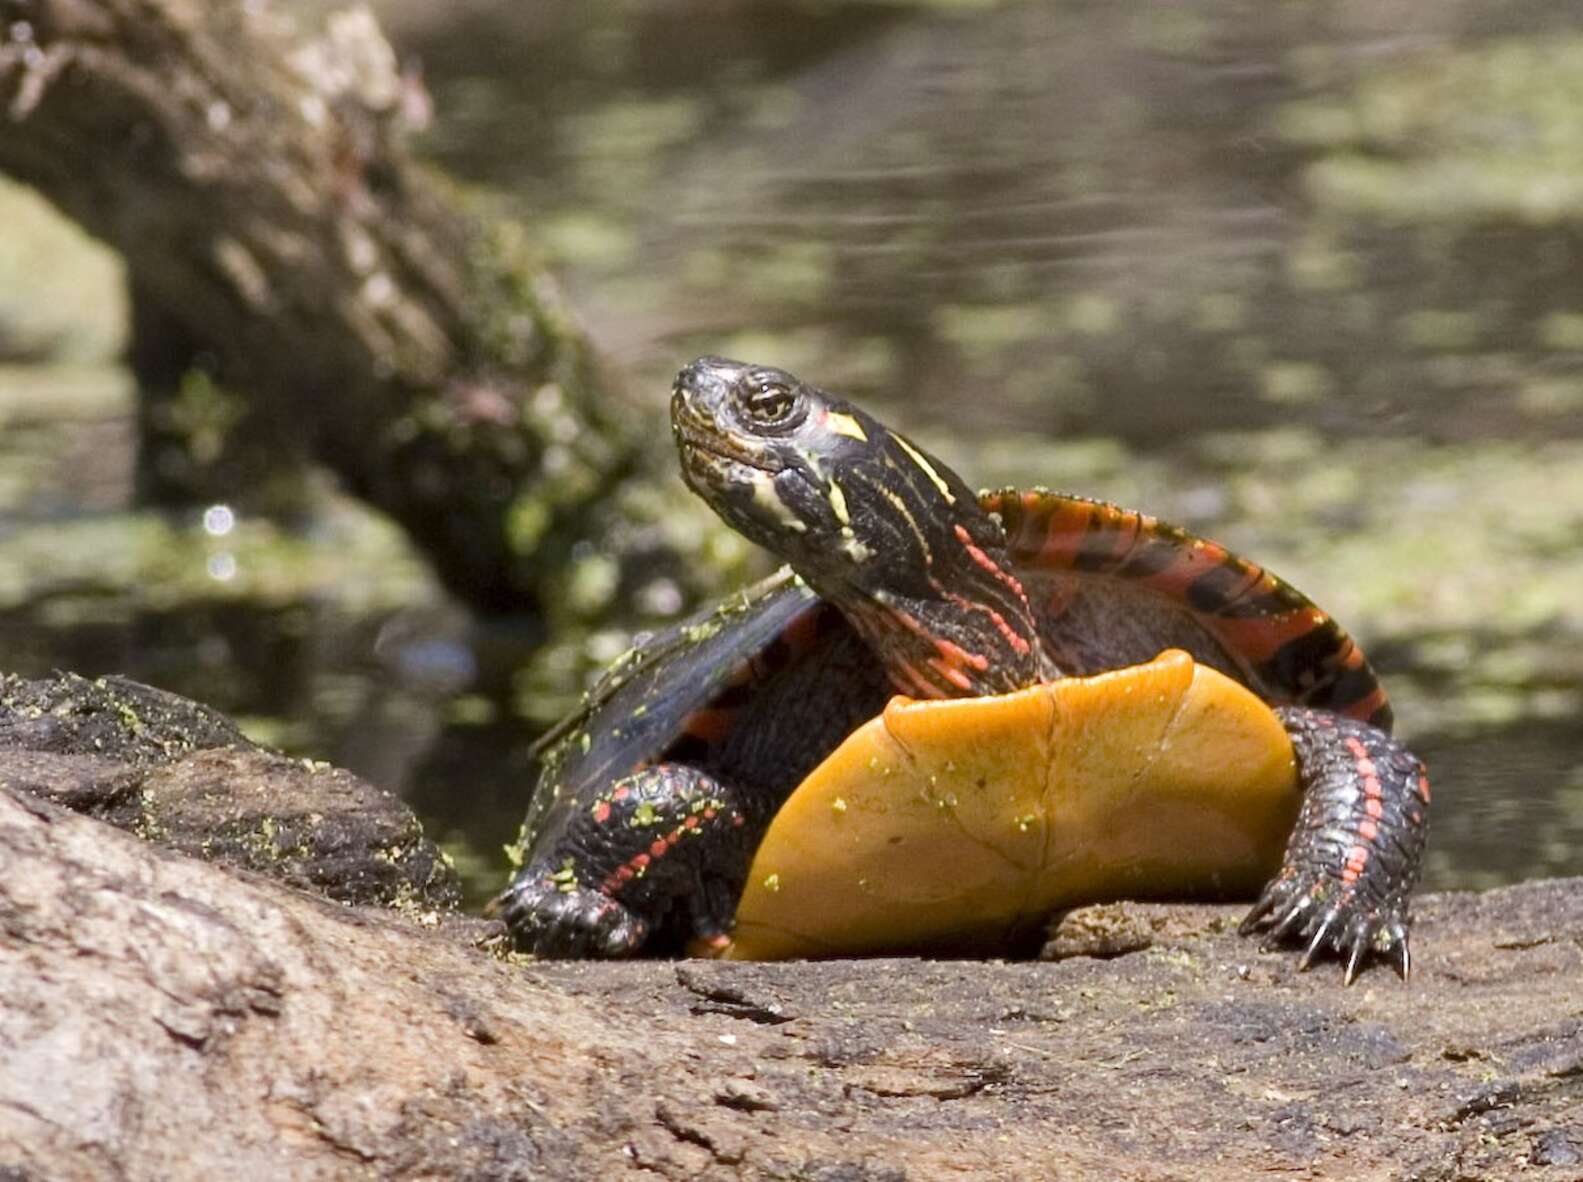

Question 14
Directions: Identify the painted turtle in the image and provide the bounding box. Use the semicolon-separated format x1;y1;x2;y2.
494;357;1430;981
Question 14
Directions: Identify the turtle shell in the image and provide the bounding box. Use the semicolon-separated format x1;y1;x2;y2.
709;649;1300;959
983;489;1389;729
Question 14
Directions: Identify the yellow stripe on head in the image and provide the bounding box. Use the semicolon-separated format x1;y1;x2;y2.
828;478;851;526
825;411;868;442
892;434;956;505
751;472;807;532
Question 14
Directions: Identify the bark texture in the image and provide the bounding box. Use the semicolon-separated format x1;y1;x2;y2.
1;774;1580;1180
0;0;630;612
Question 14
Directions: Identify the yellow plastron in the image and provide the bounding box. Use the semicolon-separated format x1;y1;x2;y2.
704;649;1299;959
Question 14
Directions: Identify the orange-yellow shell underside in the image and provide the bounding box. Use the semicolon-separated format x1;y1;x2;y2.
705;649;1299;960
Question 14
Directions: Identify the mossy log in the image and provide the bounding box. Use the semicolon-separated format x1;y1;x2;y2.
0;0;635;613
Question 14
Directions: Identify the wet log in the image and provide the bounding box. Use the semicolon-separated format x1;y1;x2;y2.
0;0;633;613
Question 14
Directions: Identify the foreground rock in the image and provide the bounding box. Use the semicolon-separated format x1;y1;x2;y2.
1;775;1579;1181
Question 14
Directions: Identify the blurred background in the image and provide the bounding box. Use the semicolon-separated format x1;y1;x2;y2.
1;0;1580;904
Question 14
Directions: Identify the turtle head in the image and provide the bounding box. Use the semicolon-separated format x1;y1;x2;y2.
671;356;913;572
672;356;1047;697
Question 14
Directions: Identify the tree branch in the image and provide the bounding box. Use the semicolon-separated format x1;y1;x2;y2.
0;0;637;612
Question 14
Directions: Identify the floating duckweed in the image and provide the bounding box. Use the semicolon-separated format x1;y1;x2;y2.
632;802;658;827
832;797;848;814
763;873;781;892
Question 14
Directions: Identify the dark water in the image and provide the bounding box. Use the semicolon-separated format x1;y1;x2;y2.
4;0;1581;904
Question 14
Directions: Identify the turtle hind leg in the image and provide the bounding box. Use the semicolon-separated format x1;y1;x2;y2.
491;763;757;959
1240;708;1430;984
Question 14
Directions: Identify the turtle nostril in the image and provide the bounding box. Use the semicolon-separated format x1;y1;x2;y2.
678;356;750;398
675;360;720;408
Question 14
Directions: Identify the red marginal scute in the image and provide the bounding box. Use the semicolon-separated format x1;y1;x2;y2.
1139;544;1226;603
1032;496;1095;566
1207;609;1326;667
1349;686;1392;726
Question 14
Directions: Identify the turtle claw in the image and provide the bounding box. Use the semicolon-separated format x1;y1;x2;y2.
1344;930;1370;986
1243;878;1311;949
1239;867;1412;985
1297;908;1342;972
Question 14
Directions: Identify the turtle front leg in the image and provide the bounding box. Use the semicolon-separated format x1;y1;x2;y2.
1240;708;1431;984
492;764;759;958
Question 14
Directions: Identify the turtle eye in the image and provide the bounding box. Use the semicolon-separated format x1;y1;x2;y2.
741;380;799;426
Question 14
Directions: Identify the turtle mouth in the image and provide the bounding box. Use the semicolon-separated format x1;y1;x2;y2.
676;428;770;473
671;404;787;477
674;430;764;499
676;425;827;544
674;427;766;477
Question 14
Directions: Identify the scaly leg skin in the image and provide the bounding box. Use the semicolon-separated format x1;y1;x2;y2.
491;763;758;958
1241;708;1431;984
